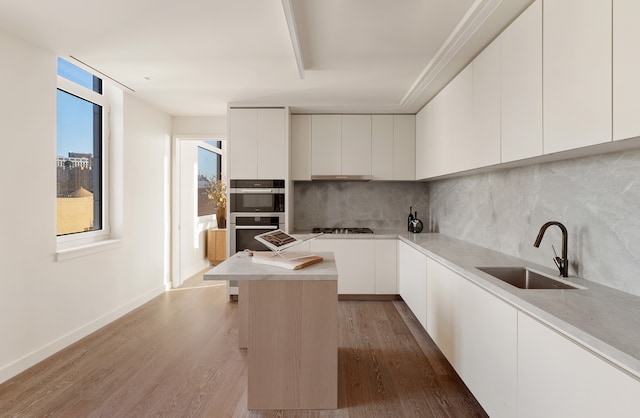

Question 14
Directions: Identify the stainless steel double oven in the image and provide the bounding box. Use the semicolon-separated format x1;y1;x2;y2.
228;179;286;297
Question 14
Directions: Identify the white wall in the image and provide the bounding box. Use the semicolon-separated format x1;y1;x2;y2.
172;116;226;136
0;29;172;383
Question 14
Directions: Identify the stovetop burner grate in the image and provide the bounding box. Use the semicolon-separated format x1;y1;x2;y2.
312;227;374;234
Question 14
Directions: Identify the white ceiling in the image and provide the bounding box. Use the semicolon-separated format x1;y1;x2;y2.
0;0;533;117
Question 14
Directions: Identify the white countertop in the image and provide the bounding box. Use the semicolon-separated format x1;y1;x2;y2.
204;251;337;281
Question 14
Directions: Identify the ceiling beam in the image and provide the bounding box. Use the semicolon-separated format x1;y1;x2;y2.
282;0;306;79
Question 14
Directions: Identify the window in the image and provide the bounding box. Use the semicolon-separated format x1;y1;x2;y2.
198;142;222;217
56;58;107;238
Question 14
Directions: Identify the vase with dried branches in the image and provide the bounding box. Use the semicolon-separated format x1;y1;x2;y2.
206;176;227;228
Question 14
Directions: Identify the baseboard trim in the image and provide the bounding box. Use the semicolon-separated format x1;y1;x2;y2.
338;294;401;301
0;285;165;384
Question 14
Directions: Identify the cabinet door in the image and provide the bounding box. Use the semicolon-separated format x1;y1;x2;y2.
392;115;415;180
500;0;542;162
426;257;458;366
371;115;394;180
310;239;375;294
613;0;640;141
457;274;517;418
415;106;430;180
543;0;612;153
397;242;427;329
291;115;311;180
228;108;258;179
471;40;501;171
374;239;397;294
341;115;372;176
518;312;640;418
311;115;341;176
257;108;286;179
428;65;472;176
427;259;518;418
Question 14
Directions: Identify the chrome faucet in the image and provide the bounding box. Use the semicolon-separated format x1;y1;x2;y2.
534;221;569;277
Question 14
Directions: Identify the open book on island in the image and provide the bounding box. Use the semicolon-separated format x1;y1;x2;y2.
251;230;324;270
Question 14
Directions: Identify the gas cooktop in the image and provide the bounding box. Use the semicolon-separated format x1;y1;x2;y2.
312;227;374;234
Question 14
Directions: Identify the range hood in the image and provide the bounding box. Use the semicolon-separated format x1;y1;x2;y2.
311;175;373;181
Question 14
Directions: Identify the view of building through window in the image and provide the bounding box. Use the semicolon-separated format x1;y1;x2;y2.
56;58;104;236
197;142;222;217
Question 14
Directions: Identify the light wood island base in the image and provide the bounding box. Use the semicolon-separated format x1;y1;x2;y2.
246;280;337;410
204;252;338;410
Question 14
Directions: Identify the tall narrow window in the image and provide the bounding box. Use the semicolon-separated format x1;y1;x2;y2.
56;58;106;236
198;142;223;217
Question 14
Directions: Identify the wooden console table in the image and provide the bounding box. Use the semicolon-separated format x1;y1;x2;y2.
206;229;226;263
204;252;338;410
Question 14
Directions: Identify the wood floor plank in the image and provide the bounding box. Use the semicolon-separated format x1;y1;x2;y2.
0;274;487;417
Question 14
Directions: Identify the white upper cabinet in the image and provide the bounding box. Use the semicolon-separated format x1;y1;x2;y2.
291;115;311;180
307;114;411;179
228;108;258;180
543;0;612;153
500;0;542;162
613;0;640;141
421;65;473;178
228;108;287;180
372;115;416;180
446;66;474;175
311;115;342;176
341;115;372;176
392;115;416;180
371;115;394;180
471;40;501;170
257;108;287;179
415;100;433;180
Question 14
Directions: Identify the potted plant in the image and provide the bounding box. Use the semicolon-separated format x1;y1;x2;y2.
206;176;227;228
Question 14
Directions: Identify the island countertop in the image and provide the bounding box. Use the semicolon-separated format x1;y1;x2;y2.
204;251;337;281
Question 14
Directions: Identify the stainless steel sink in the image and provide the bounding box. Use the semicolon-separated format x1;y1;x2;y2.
476;267;579;290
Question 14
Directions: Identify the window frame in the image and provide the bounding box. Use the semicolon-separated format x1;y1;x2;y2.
56;62;111;249
197;141;223;219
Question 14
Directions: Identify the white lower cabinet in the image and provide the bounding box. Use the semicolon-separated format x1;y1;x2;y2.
398;241;640;417
374;239;397;294
457;270;517;418
426;258;517;418
310;238;397;295
397;241;427;329
518;312;640;418
310;239;375;294
425;258;457;364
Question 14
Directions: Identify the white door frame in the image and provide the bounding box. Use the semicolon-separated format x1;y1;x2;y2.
171;134;226;288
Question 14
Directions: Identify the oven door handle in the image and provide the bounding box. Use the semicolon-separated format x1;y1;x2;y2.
238;188;276;193
233;225;279;230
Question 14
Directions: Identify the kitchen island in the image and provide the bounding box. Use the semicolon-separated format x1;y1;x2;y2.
204;251;338;410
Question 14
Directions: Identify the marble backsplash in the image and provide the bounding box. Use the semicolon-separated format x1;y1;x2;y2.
428;148;640;297
293;181;429;231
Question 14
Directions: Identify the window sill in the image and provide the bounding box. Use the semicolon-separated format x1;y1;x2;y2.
56;239;123;261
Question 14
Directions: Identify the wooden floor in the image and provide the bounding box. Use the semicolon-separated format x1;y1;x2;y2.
0;273;487;417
